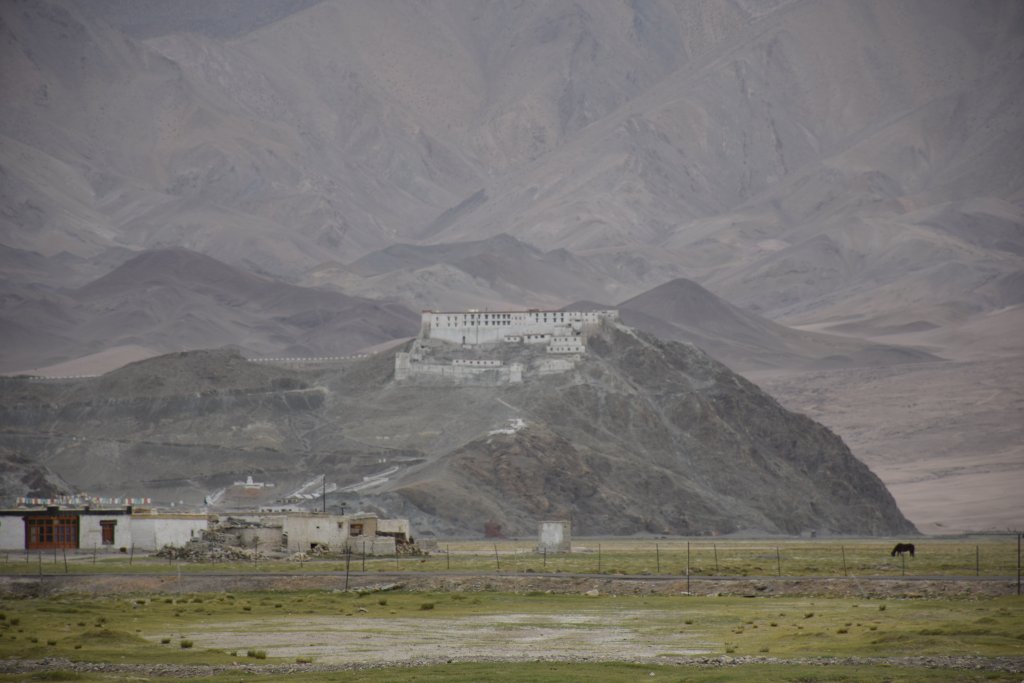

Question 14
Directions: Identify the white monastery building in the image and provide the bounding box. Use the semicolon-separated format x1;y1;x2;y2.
395;308;618;383
421;308;618;346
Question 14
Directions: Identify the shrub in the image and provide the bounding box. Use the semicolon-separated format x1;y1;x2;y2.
804;612;814;619
296;656;313;664
160;637;171;644
879;604;887;612
247;649;267;659
420;602;435;611
180;640;193;649
377;598;387;606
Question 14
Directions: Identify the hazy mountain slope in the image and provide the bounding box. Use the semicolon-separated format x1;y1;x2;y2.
608;278;937;371
3;0;1019;322
0;248;419;372
0;327;916;537
426;0;1024;324
329;233;676;310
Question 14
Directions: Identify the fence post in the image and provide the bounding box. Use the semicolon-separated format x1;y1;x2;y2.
493;544;500;571
841;545;848;577
597;544;601;574
656;543;660;574
447;544;450;571
713;544;719;575
129;544;134;566
1017;533;1021;596
344;548;351;591
686;541;691;594
776;547;781;577
901;551;906;577
63;547;68;574
976;545;979;577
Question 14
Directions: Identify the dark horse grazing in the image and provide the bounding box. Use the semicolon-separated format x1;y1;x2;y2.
891;543;915;558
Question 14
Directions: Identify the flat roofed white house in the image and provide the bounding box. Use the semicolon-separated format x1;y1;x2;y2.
0;506;207;551
421;309;618;345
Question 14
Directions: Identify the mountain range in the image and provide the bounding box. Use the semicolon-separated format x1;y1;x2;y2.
1;0;1021;533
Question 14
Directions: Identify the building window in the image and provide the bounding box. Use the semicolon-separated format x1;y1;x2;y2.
350;523;363;537
100;520;116;545
25;516;79;550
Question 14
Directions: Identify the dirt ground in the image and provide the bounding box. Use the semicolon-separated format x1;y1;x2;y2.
2;572;1017;600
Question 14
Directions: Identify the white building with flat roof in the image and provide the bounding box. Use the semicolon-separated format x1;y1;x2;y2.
421;309;617;345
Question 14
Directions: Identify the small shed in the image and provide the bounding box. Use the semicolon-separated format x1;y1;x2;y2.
537;520;571;553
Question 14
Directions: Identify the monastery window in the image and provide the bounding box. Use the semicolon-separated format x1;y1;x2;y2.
100;520;116;545
350;523;364;537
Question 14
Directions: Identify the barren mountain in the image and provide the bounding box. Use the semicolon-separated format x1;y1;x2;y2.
0;324;915;537
0;248;419;373
610;278;938;371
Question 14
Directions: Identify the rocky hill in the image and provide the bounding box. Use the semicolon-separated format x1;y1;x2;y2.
0;323;916;537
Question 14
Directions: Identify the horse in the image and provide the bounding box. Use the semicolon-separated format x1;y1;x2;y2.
890;542;915;558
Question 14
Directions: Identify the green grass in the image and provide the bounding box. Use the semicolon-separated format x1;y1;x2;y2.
0;662;1015;683
0;590;1020;664
0;536;1017;577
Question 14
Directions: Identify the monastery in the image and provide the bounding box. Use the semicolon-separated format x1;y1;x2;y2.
395;308;619;383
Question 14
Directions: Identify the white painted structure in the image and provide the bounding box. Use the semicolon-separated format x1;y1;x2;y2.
282;512;409;554
396;308;616;384
131;513;209;550
0;508;410;556
538;520;572;553
421;309;618;345
0;507;206;551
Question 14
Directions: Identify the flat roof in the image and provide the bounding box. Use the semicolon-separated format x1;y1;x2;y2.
422;309;615;315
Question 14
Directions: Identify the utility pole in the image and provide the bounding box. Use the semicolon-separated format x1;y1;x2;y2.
322;474;326;514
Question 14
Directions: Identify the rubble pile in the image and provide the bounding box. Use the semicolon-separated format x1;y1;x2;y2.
154;541;265;563
154;529;269;563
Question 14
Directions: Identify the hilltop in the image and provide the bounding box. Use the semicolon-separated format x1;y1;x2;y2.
0;322;915;537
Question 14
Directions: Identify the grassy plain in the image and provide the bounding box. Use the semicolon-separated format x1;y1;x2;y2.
0;538;1019;681
0;588;1021;681
0;536;1018;577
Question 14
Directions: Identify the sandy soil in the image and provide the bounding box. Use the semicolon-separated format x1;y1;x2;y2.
182;611;710;664
7;345;160;377
748;356;1024;534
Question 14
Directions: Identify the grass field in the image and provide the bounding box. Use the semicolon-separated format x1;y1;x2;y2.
0;537;1020;681
0;536;1019;578
0;587;1021;681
